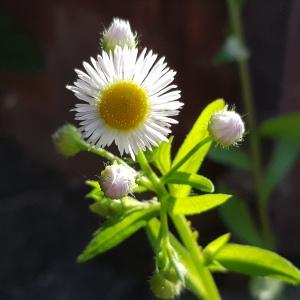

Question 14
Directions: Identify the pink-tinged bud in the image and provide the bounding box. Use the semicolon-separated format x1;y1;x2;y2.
100;163;136;199
208;107;245;146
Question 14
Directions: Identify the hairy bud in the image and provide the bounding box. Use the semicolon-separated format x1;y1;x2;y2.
52;124;85;157
102;18;137;52
208;106;245;146
149;270;183;300
100;163;136;199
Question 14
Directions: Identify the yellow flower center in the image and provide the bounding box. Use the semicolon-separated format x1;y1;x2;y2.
98;81;149;130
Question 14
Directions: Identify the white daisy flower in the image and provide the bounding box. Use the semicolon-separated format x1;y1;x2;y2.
67;46;183;158
102;18;137;52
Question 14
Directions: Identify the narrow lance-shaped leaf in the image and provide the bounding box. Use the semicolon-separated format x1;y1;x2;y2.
218;196;264;247
170;99;225;197
78;205;159;262
170;194;232;216
152;137;173;175
164;172;214;193
261;140;300;205
208;146;251;171
260;112;300;140
214;243;300;285
203;233;231;265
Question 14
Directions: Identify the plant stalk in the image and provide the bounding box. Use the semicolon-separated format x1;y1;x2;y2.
171;214;221;300
137;149;220;299
226;0;273;247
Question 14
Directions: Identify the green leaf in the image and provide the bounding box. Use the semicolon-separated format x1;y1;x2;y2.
260;113;300;140
85;180;104;201
219;197;264;247
208;146;251;171
152;137;173;175
164;172;214;193
203;233;231;265
78;206;159;262
171;99;225;197
171;194;231;215
214;243;300;285
261;140;300;205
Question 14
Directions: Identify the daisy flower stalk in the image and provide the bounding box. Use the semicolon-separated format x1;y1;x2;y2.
67;46;183;159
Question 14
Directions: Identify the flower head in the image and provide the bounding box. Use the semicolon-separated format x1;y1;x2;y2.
67;46;183;158
100;163;136;199
52;124;86;157
208;106;245;146
102;18;137;52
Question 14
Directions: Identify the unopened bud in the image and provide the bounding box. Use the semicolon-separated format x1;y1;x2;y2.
101;18;137;52
52;124;86;157
149;271;183;299
208;106;245;146
100;163;136;199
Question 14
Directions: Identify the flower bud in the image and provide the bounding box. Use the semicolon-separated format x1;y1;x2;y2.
52;124;86;157
100;163;136;199
101;18;137;52
208;107;245;146
149;271;183;299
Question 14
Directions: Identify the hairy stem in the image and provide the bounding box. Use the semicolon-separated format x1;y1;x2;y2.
171;214;221;300
137;149;220;299
137;150;170;251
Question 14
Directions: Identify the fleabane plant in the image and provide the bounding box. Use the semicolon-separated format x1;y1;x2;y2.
53;18;300;299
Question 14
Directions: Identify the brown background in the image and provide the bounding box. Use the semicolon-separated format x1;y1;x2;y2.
0;0;299;299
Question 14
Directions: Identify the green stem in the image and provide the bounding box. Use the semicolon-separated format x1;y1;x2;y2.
83;144;156;193
137;149;220;299
162;137;212;182
137;149;165;195
226;0;272;247
87;146;127;165
171;214;221;300
137;150;170;251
